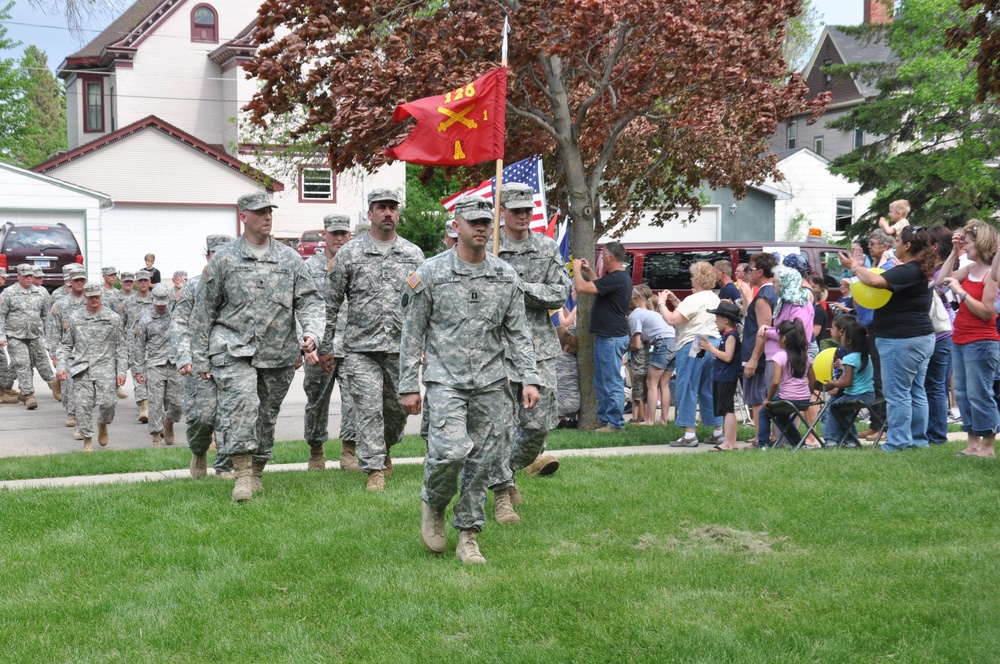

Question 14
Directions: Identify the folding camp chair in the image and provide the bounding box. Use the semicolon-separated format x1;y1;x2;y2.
763;398;826;450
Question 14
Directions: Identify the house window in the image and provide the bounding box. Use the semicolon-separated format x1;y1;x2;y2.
191;4;218;43
814;136;824;157
823;59;833;85
854;128;865;149
787;119;797;149
81;76;104;133
836;198;854;233
300;167;336;202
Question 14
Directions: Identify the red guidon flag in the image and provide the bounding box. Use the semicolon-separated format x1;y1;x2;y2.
384;68;506;166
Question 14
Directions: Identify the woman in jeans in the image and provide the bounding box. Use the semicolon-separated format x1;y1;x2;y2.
938;220;1000;457
839;227;937;451
658;261;721;446
925;226;957;445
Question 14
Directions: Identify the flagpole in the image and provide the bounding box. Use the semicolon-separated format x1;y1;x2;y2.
492;16;510;256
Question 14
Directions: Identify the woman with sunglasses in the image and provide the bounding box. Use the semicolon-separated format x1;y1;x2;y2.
839;226;937;451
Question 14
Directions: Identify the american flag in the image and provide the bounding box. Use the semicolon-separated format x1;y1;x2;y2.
440;156;548;231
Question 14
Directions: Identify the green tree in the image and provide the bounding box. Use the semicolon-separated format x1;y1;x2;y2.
397;164;455;257
785;0;822;71
15;46;67;167
0;1;30;159
828;0;1000;237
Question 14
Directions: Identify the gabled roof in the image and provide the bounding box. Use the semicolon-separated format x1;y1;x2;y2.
209;20;259;65
774;146;830;166
0;161;112;204
31;115;283;192
801;25;896;99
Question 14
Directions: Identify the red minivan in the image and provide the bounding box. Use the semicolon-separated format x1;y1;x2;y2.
0;223;84;292
597;241;848;300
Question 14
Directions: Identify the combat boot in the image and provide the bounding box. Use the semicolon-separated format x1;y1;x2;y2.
73;427;83;440
366;469;386;492
251;458;267;493
384;450;393;477
494;488;521;525
48;378;61;402
151;432;163;448
65;416;76;428
137;400;149;423
525;453;560;477
116;386;127;399
97;423;109;447
231;454;253;502
163;418;175;445
456;530;486;564
509;484;523;506
23;394;38;410
190;452;207;478
339;441;361;472
0;392;19;404
308;445;326;470
420;501;446;553
82;436;93;452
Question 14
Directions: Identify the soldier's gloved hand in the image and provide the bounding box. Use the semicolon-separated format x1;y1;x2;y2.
179;363;193;376
303;350;320;366
318;354;336;373
400;392;422;415
301;336;316;353
523;385;541;409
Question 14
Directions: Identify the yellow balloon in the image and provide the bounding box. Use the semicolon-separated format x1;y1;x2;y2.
851;267;892;309
813;347;837;384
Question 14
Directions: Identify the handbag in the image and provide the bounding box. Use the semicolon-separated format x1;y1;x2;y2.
928;284;952;334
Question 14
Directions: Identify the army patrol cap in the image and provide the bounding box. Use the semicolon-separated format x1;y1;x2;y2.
62;264;78;276
454;195;494;222
68;265;87;281
16;264;34;276
101;266;118;276
173;270;188;279
32;267;43;277
501;183;535;209
0;269;7;280
367;188;399;207
120;271;136;282
323;214;352;233
237;191;278;212
206;234;233;253
445;221;458;238
83;282;102;296
135;270;152;281
151;284;170;305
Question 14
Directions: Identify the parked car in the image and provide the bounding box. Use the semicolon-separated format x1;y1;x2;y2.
596;240;848;300
296;230;326;258
0;222;84;292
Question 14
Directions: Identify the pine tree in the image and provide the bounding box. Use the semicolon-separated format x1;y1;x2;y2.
16;46;68;167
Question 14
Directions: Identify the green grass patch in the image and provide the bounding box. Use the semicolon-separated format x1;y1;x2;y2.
0;445;997;661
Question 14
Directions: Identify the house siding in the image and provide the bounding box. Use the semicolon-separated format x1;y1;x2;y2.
709;188;776;242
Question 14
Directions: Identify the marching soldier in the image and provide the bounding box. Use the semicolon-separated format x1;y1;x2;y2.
135;284;182;448
303;213;359;471
124;270;154;422
191;192;324;502
56;283;128;451
48;265;88;434
326;188;425;491
0;264;61;409
100;266;124;316
171;235;234;478
400;195;540;564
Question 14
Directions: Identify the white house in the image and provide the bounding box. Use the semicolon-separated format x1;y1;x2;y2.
0;162;112;281
765;147;876;242
34;0;404;276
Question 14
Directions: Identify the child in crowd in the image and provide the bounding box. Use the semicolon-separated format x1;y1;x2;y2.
628;286;675;425
822;315;875;447
700;302;742;451
760;319;815;449
627;291;652;423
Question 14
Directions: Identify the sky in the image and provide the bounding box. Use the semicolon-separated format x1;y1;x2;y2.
0;0;865;73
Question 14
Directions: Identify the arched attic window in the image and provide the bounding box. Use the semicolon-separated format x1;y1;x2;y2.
191;4;218;43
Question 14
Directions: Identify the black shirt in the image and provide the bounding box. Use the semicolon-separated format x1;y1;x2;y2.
590;270;631;337
874;261;933;339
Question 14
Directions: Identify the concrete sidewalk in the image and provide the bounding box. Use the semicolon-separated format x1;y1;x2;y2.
0;432;970;492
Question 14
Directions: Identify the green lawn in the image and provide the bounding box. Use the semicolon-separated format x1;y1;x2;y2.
0;444;997;661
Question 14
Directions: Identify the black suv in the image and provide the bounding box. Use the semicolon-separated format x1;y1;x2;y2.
0;222;84;292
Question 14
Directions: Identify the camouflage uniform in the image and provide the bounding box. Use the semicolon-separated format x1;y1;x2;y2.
0;272;12;391
49;288;87;420
190;235;325;460
123;289;153;404
326;231;424;471
303;249;357;450
489;225;571;492
171;265;231;472
135;289;182;435
400;247;540;532
57;298;128;439
0;272;57;395
101;267;124;318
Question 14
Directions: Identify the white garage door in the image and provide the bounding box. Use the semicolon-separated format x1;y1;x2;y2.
0;209;87;253
99;205;238;279
598;207;720;243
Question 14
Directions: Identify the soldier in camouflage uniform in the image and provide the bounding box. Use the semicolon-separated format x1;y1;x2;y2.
57;283;128;451
191;192;325;502
487;183;571;524
171;235;234;478
124;270;154;422
135;284;182;448
303;213;359;471
0;269;15;401
49;266;88;432
0;264;61;409
400;195;540;565
29;266;57;400
100;266;124;317
326;188;424;492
